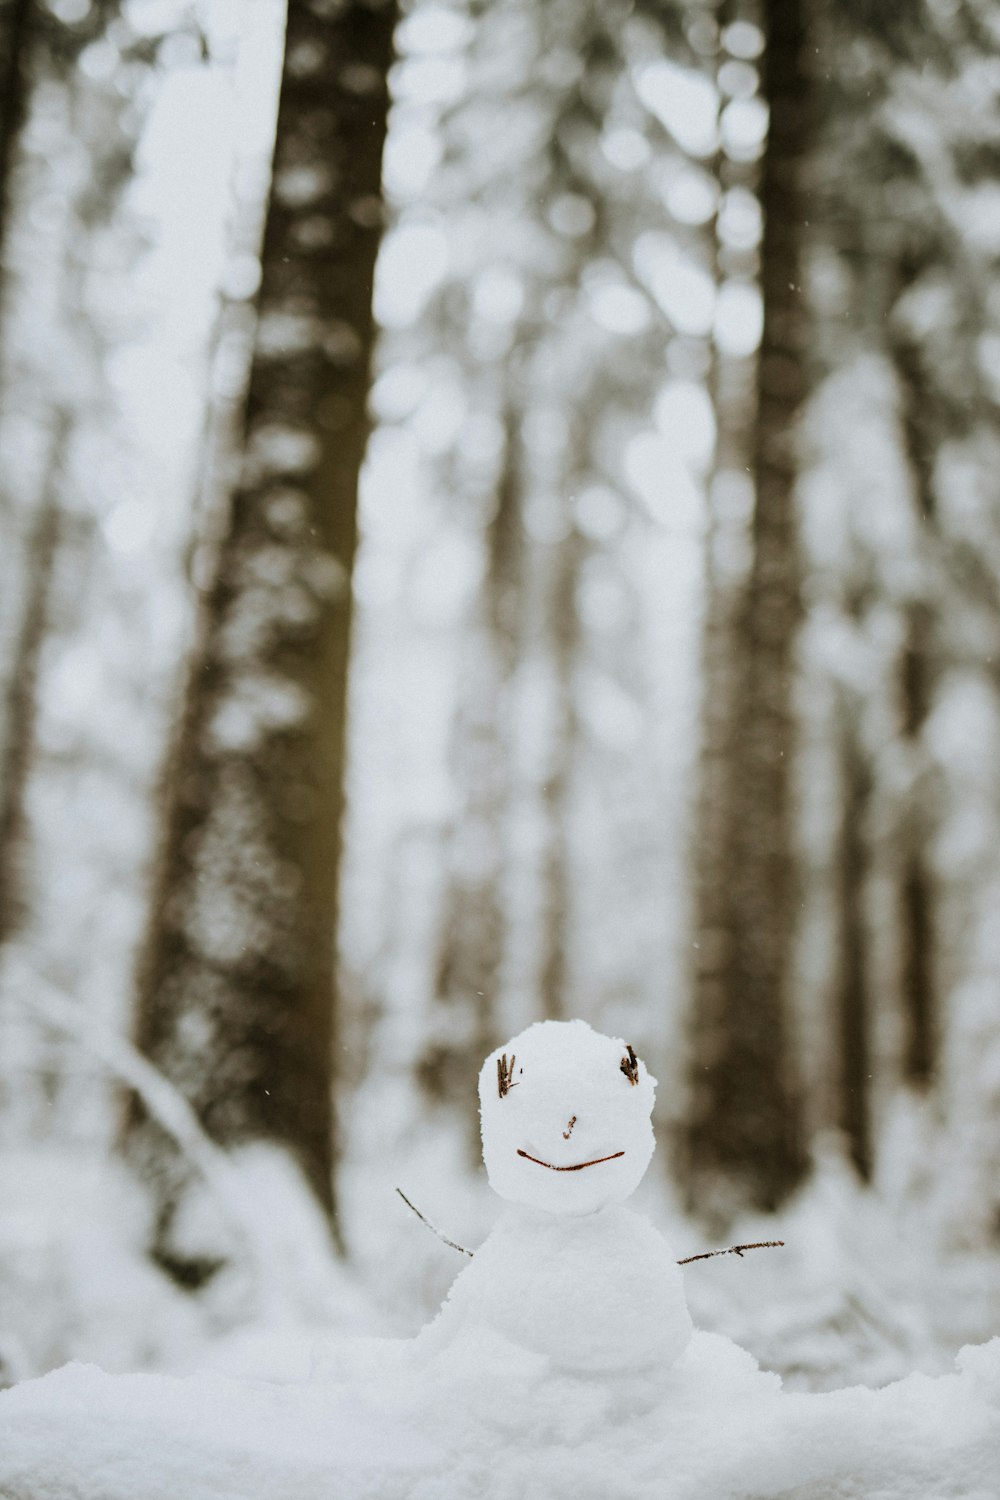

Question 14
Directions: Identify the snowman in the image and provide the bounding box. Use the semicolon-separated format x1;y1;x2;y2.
421;1019;693;1376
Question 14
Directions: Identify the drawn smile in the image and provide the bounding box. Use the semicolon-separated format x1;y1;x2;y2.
516;1149;625;1172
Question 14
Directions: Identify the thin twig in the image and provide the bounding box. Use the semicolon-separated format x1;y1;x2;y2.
516;1147;625;1171
395;1188;474;1256
396;1188;784;1269
677;1240;784;1265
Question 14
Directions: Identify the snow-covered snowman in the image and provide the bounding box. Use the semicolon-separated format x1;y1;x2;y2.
423;1019;693;1376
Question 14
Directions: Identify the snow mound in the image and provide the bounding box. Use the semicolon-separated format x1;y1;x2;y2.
1;1332;996;1499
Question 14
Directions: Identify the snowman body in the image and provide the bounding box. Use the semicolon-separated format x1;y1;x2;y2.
432;1201;691;1373
425;1020;693;1375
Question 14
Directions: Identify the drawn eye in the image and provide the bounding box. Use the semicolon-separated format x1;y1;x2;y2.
497;1052;519;1098
620;1045;639;1086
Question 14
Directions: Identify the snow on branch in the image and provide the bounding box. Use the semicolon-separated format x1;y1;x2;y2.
5;956;282;1288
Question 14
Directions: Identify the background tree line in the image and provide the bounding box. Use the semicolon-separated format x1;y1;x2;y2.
0;0;998;1346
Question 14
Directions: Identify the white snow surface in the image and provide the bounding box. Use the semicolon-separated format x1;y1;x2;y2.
2;1025;997;1497
1;1330;997;1499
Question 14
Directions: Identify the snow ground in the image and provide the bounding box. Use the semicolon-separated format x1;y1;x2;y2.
0;1330;996;1499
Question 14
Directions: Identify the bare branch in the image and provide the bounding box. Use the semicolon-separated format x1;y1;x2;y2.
677;1240;785;1265
396;1189;784;1270
395;1188;473;1256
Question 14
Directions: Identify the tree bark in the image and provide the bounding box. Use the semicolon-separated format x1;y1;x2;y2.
686;0;809;1215
888;312;938;1090
897;599;936;1086
131;0;397;1228
834;688;873;1177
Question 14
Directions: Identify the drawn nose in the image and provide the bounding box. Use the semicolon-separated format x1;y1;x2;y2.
562;1115;577;1140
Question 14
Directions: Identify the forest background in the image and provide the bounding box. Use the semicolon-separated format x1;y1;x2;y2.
0;0;998;1395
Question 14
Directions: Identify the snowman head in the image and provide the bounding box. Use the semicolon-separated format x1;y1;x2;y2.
478;1019;657;1216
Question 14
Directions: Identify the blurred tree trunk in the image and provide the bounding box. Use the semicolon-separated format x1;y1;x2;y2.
0;0;136;958
834;683;873;1177
537;527;580;1022
897;599;936;1086
0;410;67;942
687;0;758;1194
888;308;939;1089
0;0;32;257
420;413;524;1117
0;0;121;262
131;0;397;1242
687;0;809;1216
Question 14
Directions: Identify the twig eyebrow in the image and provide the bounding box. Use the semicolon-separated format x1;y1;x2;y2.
497;1052;519;1098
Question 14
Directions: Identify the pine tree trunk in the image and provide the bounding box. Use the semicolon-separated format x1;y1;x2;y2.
686;0;809;1215
897;601;935;1085
131;0;397;1226
834;688;873;1177
889;317;938;1088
